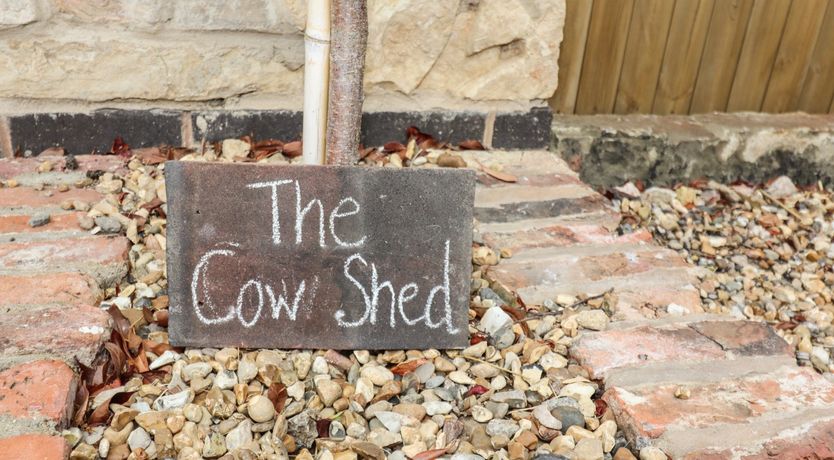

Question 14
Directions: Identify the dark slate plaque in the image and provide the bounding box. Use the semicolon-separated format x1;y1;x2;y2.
165;161;475;349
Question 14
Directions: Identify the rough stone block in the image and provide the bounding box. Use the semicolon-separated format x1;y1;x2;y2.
0;187;102;213
0;272;101;307
0;236;129;287
0;434;70;459
0;305;110;367
8;111;181;156
0;1;46;29
193;111;302;144
492;108;554;149
0;360;77;427
0;212;86;239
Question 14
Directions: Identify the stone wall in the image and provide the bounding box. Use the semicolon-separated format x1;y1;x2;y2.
554;113;834;188
0;0;564;155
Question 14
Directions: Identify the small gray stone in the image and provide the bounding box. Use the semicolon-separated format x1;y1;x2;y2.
551;406;585;433
95;216;122;233
28;212;50;227
127;427;151;451
485;419;519;438
490;390;526;408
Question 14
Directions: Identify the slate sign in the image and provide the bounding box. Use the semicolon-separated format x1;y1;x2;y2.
165;161;475;349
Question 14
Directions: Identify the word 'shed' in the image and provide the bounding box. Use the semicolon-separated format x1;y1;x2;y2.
165;161;476;349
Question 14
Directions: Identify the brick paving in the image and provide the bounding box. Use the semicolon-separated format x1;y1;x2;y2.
0;155;127;454
464;151;834;459
0;151;831;458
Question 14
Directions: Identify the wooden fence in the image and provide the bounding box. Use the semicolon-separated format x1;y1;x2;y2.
550;0;834;115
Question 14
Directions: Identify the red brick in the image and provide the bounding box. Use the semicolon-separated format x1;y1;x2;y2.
482;224;653;253
488;248;689;298
0;305;110;367
0;236;129;273
0;360;77;427
0;212;86;235
0;154;126;179
0;187;101;210
605;366;834;441
571;324;727;379
0;434;70;460
0;273;101;307
682;417;834;460
690;320;793;357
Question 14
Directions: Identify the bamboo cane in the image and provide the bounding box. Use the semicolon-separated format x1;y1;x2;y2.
303;0;331;165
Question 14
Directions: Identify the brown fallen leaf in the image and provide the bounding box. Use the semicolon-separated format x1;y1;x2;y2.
283;141;302;158
390;358;428;376
473;159;517;183
383;142;405;153
411;448;447;460
437;152;467;168
458;139;485;150
267;382;288;413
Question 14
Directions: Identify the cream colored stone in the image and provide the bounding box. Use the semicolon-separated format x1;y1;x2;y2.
0;0;564;106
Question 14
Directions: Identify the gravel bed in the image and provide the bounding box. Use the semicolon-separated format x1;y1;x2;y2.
46;144;639;460
615;177;834;376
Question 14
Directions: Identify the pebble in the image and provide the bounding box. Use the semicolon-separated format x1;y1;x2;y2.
486;419;519;438
316;379;342;406
95;216;122;233
360;365;394;386
574;437;604;460
126;427;151;451
225;420;253;451
471;405;493;422
247;395;275;423
28;212;50;227
575;310;609;331
424;400;453;416
639;446;667;460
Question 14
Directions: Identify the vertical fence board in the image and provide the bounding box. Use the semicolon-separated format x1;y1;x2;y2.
613;0;676;114
689;0;755;113
726;0;792;112
550;0;595;114
653;0;714;114
761;0;827;112
575;0;635;114
797;0;834;113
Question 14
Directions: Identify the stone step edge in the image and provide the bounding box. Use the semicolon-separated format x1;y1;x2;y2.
0;413;65;440
655;407;834;458
476;210;621;233
506;266;698;298
0;230;91;244
598;354;799;390
0;263;127;289
484;240;667;262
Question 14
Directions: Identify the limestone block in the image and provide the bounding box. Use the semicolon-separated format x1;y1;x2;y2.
0;0;49;29
0;33;304;101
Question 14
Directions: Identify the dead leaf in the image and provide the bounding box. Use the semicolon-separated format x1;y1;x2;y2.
411;448;447;460
134;147;166;165
283;141;302;158
390;359;427;376
267;383;288;413
383;142;405;153
458;139;485;150
110;137;131;156
472;159;517;183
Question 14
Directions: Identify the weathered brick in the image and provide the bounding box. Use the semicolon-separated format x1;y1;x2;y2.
0;187;101;211
571;323;727;380
680;416;834;460
0;273;101;307
606;365;834;443
0;360;77;428
0;155;125;179
690;320;793;357
0;305;110;367
0;212;86;236
0;434;70;460
475;183;595;210
0;236;129;286
488;247;689;297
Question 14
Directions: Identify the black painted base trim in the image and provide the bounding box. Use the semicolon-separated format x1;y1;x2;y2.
7;107;552;156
